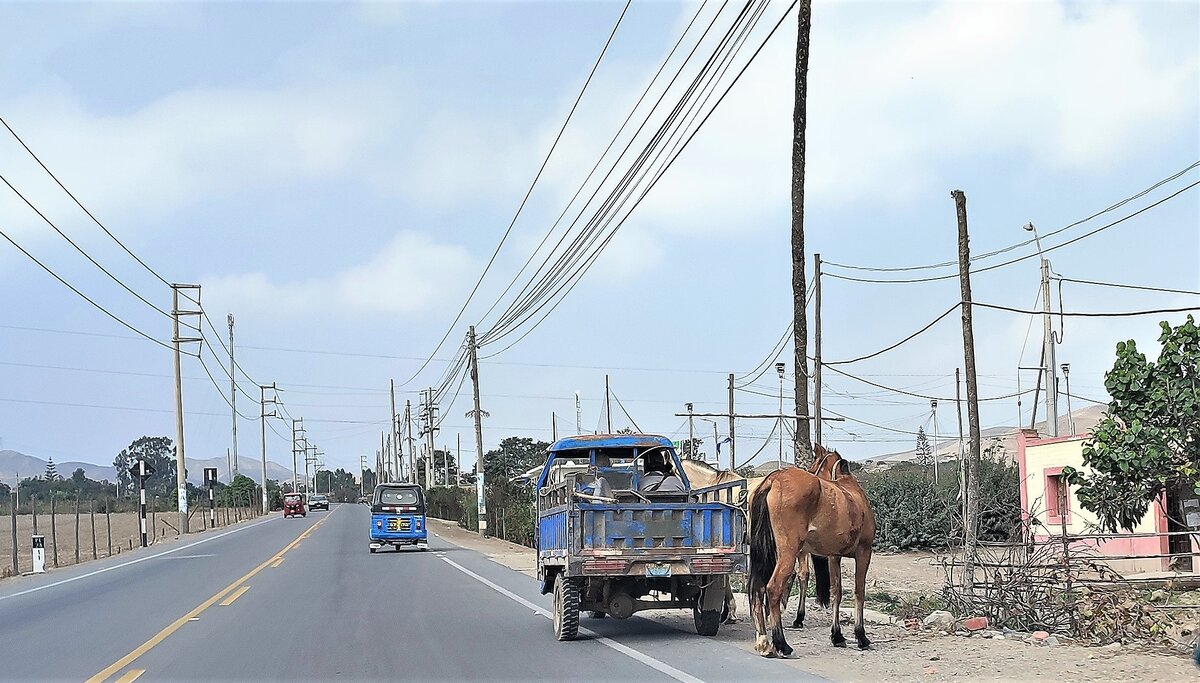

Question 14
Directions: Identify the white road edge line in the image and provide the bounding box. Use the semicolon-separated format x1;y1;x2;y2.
441;557;706;683
0;516;279;603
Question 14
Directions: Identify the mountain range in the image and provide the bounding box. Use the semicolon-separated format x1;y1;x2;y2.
0;450;297;486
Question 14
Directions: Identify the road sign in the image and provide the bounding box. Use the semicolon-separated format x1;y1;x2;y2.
204;467;218;484
31;535;45;573
129;459;155;480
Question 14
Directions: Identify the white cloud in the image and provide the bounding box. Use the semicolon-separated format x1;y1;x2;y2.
201;230;474;318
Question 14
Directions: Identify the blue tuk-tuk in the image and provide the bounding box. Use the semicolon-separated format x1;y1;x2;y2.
369;482;428;553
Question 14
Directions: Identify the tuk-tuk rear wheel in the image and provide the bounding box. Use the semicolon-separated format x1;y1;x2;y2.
553;577;580;641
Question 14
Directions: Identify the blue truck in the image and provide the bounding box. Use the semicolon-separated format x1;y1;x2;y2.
535;434;746;641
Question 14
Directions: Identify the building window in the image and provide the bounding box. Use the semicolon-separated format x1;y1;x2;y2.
1045;468;1071;525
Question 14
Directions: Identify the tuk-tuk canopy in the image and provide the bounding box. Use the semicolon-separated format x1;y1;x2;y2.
372;483;425;509
535;434;690;491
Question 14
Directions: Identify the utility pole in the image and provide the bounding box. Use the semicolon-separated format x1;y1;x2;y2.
406;400;416;484
1062;363;1075;435
1040;255;1058;436
171;284;202;534
456;433;461;486
776;362;786;469
727;373;736;470
390;379;400;482
424;387;437;489
789;0;815;464
291;419;304;493
552;412;558;441
468;326;488;538
360;455;367;498
686;403;695;459
575;392;582;434
605;374;612;433
953;189;983;594
228;314;239;476
259;383;278;514
226;448;232;486
930;399;940;482
956;367;966;543
813;253;823;446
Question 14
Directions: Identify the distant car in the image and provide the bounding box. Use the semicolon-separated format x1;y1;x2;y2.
308;495;329;511
282;493;306;518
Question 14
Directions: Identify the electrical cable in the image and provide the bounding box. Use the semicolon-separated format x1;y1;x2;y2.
1057;276;1200;297
398;0;633;388
0;223;174;350
0;116;174;287
824;160;1200;273
823;303;960;366
973;302;1199;317
823;180;1200;285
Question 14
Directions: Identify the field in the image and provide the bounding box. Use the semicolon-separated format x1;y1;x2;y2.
0;503;260;577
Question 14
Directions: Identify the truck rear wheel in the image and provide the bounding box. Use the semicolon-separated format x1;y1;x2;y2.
694;604;721;636
553;577;581;641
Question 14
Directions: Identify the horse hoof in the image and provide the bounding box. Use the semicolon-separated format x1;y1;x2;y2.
790;619;804;629
857;639;871;650
832;633;847;648
779;645;793;658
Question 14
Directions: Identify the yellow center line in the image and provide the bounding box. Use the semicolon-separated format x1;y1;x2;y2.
219;585;251;606
113;670;145;683
270;557;284;568
85;509;336;683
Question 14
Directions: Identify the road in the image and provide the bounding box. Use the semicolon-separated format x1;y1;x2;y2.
0;504;822;682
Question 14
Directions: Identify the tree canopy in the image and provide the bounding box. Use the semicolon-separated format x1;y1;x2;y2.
1067;316;1200;531
482;437;550;481
113;436;177;497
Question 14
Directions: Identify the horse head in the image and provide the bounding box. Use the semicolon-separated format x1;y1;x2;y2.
811;444;853;481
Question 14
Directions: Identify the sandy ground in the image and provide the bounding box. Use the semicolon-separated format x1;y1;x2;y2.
429;519;1198;682
0;505;262;577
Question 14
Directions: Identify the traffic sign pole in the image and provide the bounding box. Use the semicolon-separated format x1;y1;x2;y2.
204;468;218;528
138;461;147;548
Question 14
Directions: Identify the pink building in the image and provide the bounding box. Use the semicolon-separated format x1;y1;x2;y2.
1016;428;1197;576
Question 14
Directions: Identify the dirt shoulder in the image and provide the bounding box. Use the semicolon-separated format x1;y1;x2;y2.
427;518;1198;682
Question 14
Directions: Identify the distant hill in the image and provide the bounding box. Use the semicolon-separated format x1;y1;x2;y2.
859;404;1108;469
0;450;294;486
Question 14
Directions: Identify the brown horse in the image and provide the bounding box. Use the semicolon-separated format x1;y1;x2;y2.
748;445;875;656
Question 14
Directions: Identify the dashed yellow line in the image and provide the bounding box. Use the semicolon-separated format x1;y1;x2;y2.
113;670;145;683
270;557;284;568
85;509;336;683
219;585;251;606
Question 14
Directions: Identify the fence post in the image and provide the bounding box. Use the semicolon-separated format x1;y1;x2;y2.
105;499;112;558
152;497;158;544
31;495;38;535
90;500;97;560
74;494;81;565
50;497;58;568
9;493;17;576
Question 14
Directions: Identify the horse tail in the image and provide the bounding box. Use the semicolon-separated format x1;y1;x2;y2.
812;555;831;608
748;476;776;597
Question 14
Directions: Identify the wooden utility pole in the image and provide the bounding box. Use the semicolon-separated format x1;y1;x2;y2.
259;383;278;514
468;326;488;537
790;0;815;464
727;373;736;469
957;367;967;560
813;253;823;446
551;412;558;441
953;190;982;594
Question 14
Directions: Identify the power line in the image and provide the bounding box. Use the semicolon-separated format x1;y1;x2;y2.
823;160;1200;273
824;179;1200;285
820;365;1032;403
0;174;173;320
399;0;633;388
973;302;1198;318
479;0;797;354
0;116;175;286
0;223;174;350
824;303;960;366
1058;276;1200;297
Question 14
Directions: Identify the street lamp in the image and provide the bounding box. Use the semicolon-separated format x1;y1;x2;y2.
775;362;786;469
1061;363;1074;435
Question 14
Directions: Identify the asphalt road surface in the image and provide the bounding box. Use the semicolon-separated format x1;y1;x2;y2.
0;504;823;682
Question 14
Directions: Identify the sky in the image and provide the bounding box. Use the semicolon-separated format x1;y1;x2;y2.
0;0;1197;481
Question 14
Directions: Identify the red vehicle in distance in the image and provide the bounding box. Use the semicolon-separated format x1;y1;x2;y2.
282;493;306;518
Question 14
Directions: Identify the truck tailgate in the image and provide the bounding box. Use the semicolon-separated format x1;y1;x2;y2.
578;503;742;551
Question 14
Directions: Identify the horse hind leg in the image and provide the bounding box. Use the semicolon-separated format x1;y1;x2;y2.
765;548;799;657
828;556;847;648
791;552;809;629
723;579;738;624
749;582;772;656
854;546;873;649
